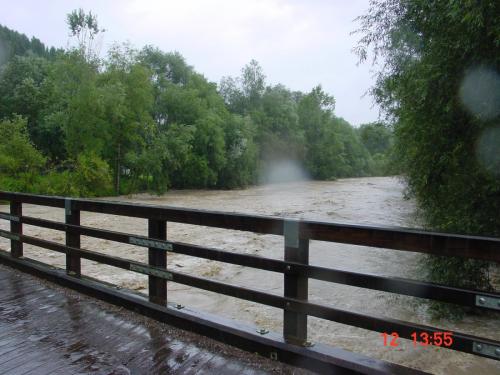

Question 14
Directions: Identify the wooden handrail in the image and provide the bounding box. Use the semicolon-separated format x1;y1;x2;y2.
0;190;499;363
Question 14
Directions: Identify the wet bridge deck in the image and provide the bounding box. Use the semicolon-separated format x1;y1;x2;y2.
2;191;498;375
0;264;304;375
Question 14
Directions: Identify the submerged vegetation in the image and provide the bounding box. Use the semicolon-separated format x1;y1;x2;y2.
0;10;393;197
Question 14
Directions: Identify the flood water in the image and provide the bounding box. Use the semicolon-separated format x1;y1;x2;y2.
1;177;498;374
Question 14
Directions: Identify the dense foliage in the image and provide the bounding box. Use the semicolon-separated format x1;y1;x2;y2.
355;0;500;309
0;10;394;198
358;122;395;175
0;24;60;65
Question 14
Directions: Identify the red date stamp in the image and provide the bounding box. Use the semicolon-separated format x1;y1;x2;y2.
381;331;453;347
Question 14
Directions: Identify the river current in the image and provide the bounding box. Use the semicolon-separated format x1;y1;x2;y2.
1;177;498;374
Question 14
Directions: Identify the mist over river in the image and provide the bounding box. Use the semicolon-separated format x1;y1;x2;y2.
1;177;498;374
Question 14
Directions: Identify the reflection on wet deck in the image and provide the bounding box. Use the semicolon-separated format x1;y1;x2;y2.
0;264;302;374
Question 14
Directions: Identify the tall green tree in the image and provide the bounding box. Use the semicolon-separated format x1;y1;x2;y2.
1;9;389;198
0;55;49;146
355;0;500;304
298;86;343;179
43;51;106;160
101;44;154;194
66;8;104;62
220;59;266;115
257;84;304;161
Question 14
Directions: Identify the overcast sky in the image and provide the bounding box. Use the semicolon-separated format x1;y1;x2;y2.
0;0;380;125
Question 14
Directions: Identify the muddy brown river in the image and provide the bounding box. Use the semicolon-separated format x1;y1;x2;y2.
1;177;498;374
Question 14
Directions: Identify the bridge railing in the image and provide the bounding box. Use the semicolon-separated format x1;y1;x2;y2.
0;191;499;362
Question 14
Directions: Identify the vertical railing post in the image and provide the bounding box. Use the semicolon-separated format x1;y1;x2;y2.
10;201;22;258
65;198;81;276
283;219;309;345
148;218;167;305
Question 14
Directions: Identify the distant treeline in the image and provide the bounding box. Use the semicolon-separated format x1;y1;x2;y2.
0;13;394;197
0;24;62;64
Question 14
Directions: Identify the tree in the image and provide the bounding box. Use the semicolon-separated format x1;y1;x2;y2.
43;51;106;160
138;46;194;126
66;8;104;62
219;76;245;114
358;122;392;155
0;116;46;191
100;44;154;194
257;84;304;161
355;0;500;309
0;24;58;66
358;122;394;175
140;46;244;190
1;11;386;197
298;86;342;179
219;59;266;115
241;59;266;112
0;55;49;146
220;61;377;181
219;115;258;188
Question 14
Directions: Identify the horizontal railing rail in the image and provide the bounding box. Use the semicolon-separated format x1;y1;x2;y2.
1;191;499;261
3;215;499;310
0;191;499;367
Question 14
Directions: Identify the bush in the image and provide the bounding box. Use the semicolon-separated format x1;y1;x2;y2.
30;153;112;197
33;170;80;196
73;152;113;197
0;116;46;177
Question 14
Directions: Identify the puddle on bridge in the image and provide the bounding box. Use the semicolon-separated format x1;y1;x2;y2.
1;176;499;374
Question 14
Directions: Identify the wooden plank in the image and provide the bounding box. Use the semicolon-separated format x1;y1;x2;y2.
65;199;80;276
0;192;64;208
2;190;500;261
9;202;22;258
283;219;309;345
19;216;500;310
0;341;37;365
0;256;429;374
177;351;217;375
148;218;167;305
0;262;312;375
1;346;54;374
168;346;203;374
1;240;499;361
302;221;500;262
6;358;70;375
